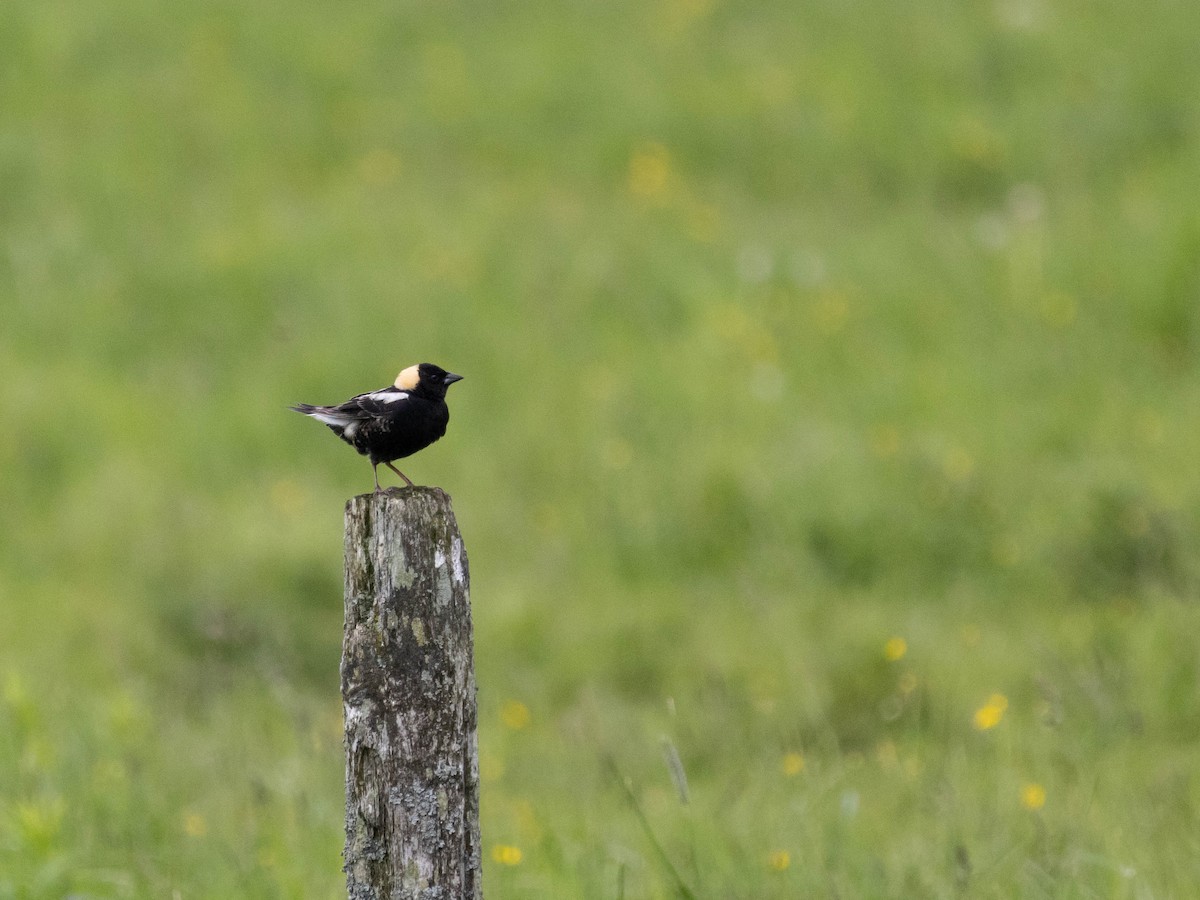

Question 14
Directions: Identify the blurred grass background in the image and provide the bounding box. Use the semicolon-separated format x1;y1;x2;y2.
3;0;1200;896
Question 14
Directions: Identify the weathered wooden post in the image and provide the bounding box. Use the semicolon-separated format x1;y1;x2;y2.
342;487;482;899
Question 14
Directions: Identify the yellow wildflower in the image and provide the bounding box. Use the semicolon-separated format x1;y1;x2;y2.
1020;783;1046;811
491;844;523;866
183;812;207;838
782;752;805;776
883;636;907;662
500;700;531;731
767;850;791;871
972;693;1008;731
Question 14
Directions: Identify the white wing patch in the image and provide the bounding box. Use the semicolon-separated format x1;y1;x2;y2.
367;391;409;404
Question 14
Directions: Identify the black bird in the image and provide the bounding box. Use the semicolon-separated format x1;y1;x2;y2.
291;363;463;492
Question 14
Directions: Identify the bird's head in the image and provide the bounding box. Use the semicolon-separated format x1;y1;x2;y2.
395;363;463;398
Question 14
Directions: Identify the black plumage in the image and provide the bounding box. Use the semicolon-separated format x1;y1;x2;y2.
291;363;463;492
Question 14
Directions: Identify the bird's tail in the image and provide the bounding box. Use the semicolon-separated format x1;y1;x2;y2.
290;404;357;427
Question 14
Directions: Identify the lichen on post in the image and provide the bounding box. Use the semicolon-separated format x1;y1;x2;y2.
342;487;481;899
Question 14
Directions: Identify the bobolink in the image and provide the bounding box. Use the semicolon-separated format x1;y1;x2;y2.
291;363;463;492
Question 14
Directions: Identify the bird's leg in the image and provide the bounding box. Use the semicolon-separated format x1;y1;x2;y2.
372;462;384;494
385;461;415;488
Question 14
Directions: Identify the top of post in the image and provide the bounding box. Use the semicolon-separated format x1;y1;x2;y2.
346;486;454;512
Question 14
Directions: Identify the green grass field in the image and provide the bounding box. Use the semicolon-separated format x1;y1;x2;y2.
3;0;1200;895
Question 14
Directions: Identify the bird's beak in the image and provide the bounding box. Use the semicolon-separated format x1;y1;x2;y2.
444;373;464;385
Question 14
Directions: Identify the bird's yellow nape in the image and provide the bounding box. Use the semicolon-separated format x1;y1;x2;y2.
394;365;420;390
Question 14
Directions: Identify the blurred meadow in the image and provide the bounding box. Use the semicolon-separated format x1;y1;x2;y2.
3;0;1200;896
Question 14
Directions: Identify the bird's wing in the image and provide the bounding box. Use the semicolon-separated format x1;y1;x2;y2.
339;388;412;418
